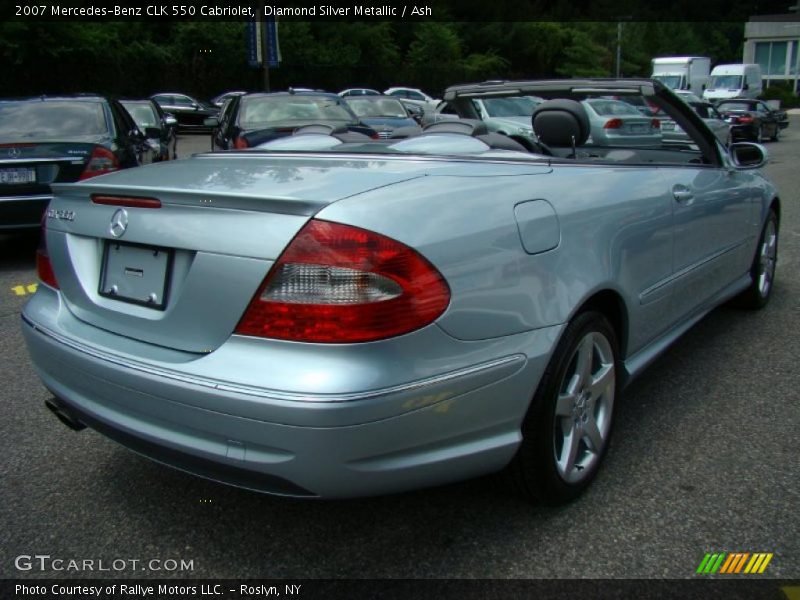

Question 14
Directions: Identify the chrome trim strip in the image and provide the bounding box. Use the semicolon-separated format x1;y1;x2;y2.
639;238;752;303
22;314;525;403
0;157;82;164
0;194;51;203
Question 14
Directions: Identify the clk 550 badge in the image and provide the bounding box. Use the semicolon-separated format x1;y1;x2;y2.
47;209;76;222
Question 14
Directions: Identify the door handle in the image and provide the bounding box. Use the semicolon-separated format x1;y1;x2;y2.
672;185;694;204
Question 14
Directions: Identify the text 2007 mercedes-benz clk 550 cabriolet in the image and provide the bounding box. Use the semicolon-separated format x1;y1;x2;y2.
23;80;780;504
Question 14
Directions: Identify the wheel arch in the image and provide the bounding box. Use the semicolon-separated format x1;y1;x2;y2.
571;289;630;360
770;195;781;225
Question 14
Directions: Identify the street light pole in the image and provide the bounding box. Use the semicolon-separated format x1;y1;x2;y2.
615;21;622;78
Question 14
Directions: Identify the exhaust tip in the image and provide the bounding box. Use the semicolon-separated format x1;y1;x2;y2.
45;398;86;431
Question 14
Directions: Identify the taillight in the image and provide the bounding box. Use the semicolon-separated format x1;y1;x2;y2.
79;146;120;180
235;220;451;343
738;116;754;124
36;214;59;289
233;136;249;149
603;118;623;129
651;118;660;129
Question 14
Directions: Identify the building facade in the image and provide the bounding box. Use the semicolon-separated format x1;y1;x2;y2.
744;16;800;92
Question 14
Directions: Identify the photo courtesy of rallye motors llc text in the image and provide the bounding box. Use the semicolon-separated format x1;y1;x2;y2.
14;583;303;597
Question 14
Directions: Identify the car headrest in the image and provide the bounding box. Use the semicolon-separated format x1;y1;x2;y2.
532;99;590;147
423;119;489;136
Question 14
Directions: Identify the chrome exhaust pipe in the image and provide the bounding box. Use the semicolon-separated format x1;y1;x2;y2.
45;397;86;431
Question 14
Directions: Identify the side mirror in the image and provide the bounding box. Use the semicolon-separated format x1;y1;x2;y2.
204;117;220;127
144;127;162;138
164;113;177;126
743;83;750;91
192;102;200;109
730;142;767;169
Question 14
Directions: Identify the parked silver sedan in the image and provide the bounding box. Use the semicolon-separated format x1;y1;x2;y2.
582;98;662;146
23;79;780;505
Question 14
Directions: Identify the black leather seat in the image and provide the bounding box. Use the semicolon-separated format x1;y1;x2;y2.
532;99;591;156
475;133;529;152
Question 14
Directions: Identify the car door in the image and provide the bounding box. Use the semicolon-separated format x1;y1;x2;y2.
705;105;729;144
109;101;148;167
658;136;757;321
213;96;239;150
755;102;779;138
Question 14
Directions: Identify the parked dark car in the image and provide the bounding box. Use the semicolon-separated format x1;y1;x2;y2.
120;99;178;161
150;93;218;131
716;99;785;142
0;95;153;232
341;95;423;138
207;91;379;150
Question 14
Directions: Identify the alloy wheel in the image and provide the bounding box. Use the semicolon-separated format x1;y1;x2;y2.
758;217;778;298
553;331;616;483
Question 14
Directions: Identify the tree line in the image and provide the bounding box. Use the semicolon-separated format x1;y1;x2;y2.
0;21;745;100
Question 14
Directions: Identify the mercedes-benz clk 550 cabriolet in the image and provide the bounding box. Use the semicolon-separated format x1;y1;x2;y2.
23;80;780;505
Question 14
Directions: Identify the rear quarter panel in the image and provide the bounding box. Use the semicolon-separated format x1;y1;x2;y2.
318;162;675;356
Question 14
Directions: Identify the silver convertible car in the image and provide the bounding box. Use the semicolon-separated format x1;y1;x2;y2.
23;79;780;505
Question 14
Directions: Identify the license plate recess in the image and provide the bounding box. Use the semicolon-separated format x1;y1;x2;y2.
99;241;172;309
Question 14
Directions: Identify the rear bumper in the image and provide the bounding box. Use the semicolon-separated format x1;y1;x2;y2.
729;124;758;140
22;291;561;498
0;194;50;230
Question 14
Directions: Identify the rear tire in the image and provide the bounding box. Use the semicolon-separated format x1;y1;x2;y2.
508;311;619;505
770;126;779;142
733;209;778;309
755;126;764;143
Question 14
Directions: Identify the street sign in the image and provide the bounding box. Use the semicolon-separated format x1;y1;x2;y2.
264;16;280;68
246;17;262;68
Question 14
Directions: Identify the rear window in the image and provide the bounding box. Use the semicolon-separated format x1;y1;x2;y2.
346;98;407;118
585;99;641;116
717;102;752;112
0;101;108;138
239;96;354;128
480;96;541;117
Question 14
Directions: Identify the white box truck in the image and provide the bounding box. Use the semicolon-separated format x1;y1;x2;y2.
651;57;711;96
703;64;763;101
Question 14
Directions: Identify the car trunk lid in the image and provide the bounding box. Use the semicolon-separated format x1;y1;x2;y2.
44;153;430;353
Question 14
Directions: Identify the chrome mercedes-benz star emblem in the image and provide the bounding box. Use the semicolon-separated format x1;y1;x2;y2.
7;148;21;159
109;209;129;238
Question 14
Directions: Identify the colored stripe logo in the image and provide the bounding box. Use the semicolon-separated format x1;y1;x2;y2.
696;552;773;574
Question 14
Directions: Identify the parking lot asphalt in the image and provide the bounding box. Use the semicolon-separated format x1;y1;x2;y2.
1;125;798;580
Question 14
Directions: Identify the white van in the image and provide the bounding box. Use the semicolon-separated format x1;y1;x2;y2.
703;64;762;101
651;57;711;97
